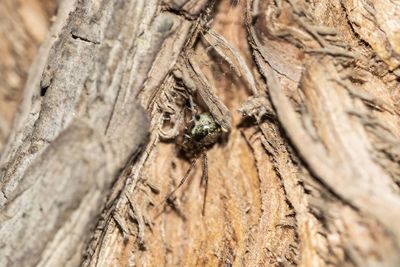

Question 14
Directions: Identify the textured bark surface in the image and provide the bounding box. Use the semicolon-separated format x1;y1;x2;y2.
1;0;400;266
0;0;55;150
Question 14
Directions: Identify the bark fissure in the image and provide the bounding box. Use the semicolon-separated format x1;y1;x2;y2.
1;0;400;266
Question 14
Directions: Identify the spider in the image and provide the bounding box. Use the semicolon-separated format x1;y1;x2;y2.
164;111;223;216
155;28;244;216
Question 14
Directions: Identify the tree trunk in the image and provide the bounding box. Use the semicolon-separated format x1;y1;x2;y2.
1;0;400;266
0;0;55;150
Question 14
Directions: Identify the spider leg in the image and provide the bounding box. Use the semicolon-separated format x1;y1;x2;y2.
154;157;198;220
165;156;198;204
201;151;209;216
153;195;186;221
166;197;187;221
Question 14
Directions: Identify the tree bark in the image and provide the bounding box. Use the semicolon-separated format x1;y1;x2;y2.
0;0;55;150
1;0;400;267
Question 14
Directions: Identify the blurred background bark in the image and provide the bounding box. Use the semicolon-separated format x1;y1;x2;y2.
0;0;399;266
0;0;56;150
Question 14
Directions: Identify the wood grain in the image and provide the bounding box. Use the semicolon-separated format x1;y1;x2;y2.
0;0;399;266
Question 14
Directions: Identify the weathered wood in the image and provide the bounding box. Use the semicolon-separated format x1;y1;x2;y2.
0;0;55;150
0;0;177;265
1;0;400;266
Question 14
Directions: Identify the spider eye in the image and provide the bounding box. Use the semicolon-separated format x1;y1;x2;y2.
195;115;201;120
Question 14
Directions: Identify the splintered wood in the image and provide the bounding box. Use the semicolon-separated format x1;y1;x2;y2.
84;0;400;266
102;1;400;266
1;0;400;266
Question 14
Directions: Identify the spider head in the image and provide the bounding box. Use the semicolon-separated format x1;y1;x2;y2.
189;112;222;147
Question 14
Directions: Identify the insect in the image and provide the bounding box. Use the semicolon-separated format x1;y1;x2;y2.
164;111;223;216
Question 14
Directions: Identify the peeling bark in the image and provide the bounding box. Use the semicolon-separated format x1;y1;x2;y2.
1;0;400;266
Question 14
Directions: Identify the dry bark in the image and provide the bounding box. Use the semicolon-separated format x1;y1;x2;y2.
1;0;400;267
0;0;55;150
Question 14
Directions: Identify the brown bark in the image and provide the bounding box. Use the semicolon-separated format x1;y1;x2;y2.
1;0;400;266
